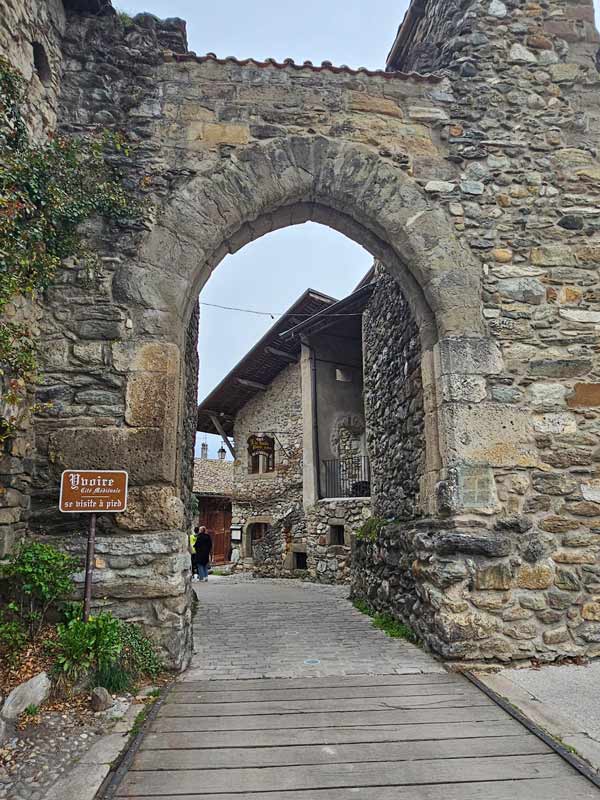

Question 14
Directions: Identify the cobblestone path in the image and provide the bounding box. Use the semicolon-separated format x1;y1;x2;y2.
114;577;598;799
187;576;443;681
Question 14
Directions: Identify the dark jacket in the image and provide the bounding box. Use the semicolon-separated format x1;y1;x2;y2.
194;531;213;564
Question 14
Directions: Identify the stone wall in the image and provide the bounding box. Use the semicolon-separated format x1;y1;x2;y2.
3;0;600;668
0;0;67;141
363;265;425;520
0;0;69;557
181;303;199;530
23;11;191;669
354;0;600;665
193;458;233;496
306;498;372;584
232;363;305;574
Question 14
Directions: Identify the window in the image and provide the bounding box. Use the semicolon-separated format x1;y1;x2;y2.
328;525;345;546
32;42;51;85
250;523;268;542
294;551;307;570
248;435;275;474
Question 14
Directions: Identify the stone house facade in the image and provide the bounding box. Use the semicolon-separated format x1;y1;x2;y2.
3;0;600;669
198;286;375;582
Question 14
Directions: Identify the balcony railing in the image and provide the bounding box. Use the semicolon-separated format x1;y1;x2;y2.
322;456;371;499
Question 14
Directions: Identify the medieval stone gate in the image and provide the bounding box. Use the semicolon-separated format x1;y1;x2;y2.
2;0;600;669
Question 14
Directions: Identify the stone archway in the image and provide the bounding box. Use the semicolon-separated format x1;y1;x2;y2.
35;131;504;668
30;31;574;671
1;0;598;672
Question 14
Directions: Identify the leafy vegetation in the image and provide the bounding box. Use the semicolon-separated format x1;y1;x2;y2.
352;598;371;616
352;598;418;644
53;612;122;685
372;613;419;643
0;57;138;441
0;604;27;664
52;611;163;692
116;9;134;25
1;542;164;696
356;517;386;543
117;619;163;682
2;540;78;640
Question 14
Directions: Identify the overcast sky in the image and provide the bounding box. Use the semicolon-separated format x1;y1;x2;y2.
121;0;600;456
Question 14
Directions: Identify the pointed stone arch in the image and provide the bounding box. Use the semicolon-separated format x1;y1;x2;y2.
121;135;483;350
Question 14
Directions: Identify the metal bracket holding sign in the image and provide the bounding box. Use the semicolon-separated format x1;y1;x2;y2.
59;470;128;622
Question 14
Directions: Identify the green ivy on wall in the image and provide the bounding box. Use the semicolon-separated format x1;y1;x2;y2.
0;56;138;442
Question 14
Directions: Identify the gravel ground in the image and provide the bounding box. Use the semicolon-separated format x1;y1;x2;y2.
0;697;132;800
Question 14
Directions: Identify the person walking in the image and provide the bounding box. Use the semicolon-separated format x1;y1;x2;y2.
189;527;199;582
194;526;213;582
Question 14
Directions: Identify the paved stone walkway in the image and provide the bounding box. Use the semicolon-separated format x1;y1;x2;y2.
186;576;442;681
113;577;599;799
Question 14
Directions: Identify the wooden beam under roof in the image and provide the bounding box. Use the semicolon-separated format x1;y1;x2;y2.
207;412;236;460
264;346;297;363
236;377;268;391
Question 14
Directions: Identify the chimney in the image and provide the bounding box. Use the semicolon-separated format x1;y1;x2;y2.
218;445;226;460
201;442;208;460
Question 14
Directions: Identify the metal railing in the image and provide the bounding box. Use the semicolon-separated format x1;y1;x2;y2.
322;456;371;499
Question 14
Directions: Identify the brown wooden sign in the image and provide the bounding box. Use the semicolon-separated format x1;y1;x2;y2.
59;470;128;513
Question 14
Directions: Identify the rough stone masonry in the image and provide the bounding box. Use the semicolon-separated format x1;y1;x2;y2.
1;0;600;668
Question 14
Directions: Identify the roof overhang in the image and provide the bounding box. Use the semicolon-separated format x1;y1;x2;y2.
280;282;375;342
197;289;336;436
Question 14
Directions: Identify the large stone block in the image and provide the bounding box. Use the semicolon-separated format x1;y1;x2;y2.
1;673;50;720
117;486;184;531
441;403;537;468
112;342;180;375
438;337;503;376
196;121;250;147
48;427;176;484
349;92;403;118
93;532;185;557
125;373;177;428
456;465;500;513
516;563;554;589
568;384;600;407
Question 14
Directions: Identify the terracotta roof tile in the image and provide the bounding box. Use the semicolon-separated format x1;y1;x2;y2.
167;52;442;82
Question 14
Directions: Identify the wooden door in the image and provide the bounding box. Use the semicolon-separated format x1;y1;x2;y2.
201;504;232;565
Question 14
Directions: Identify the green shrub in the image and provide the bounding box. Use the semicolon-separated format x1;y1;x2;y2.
52;612;163;691
117;621;163;681
2;540;78;640
356;517;385;543
93;622;163;693
24;704;39;716
53;612;122;684
116;9;134;25
62;601;84;625
94;662;133;694
0;604;27;664
53;618;95;682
